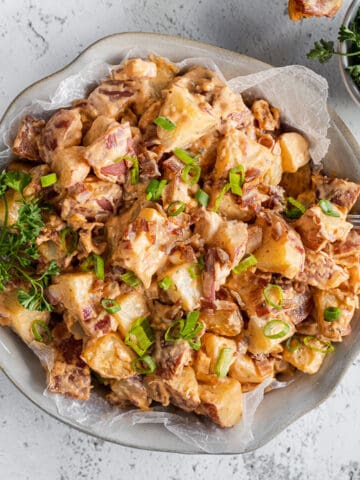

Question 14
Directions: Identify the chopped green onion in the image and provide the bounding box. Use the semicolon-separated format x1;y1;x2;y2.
60;227;78;255
167;201;185;216
154;116;176;131
188;336;201;351
303;336;334;354
164;311;203;349
188;254;205;278
229;166;245;196
263;284;284;310
174;148;197;165
165;319;184;342
213;183;230;213
132;354;156;374
80;254;105;280
145;178;167;200
195;188;209;207
285;335;302;352
129;157;139;185
31;320;52;344
232;254;257;274
285;197;306;219
214;347;233;378
324;307;342;322
158;276;172;290
318;199;340;217
40;173;57;188
125;317;154;356
263;319;290;339
180;311;201;339
121;271;141;288
101;298;121;314
182;164;201;186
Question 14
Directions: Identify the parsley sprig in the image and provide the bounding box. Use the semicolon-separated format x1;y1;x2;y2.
307;7;360;89
0;170;59;310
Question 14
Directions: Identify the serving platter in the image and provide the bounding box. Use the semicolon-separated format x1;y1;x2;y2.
0;32;359;454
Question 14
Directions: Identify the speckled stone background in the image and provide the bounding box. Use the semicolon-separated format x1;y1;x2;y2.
0;1;359;479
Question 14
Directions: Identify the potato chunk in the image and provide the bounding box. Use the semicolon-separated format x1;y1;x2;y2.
157;85;216;151
199;301;243;336
230;353;274;383
51;146;90;189
113;291;149;338
247;316;295;355
202;333;237;373
196;378;243;427
283;340;326;374
279;132;310;173
313;288;358;341
254;212;305;279
295;205;352;251
82;333;136;380
0;289;50;344
159;263;202;311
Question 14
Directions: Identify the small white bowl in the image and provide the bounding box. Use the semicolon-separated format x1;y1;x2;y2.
339;0;360;106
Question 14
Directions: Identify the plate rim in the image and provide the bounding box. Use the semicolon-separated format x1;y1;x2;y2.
0;31;359;455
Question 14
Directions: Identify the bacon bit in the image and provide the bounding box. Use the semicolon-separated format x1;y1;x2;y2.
245;168;261;181
271;221;283;241
202;248;216;306
163;157;183;175
54;119;71;129
43;136;58;151
256;304;269;317
96;198;114;212
82;306;94;321
98;89;134;99
94;316;111;333
215;247;229;263
258;134;274;149
100;161;126;176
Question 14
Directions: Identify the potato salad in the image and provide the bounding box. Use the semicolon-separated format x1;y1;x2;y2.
1;56;359;428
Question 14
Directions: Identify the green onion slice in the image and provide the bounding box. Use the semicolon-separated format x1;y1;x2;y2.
195;188;209;207
285;334;302;352
80;254;105;280
164;319;184;342
125;317;154;356
31;320;52;344
60;227;78;255
182;164;201;186
167;201;185;216
324;307;342;322
214;347;234;378
263;284;284;310
263;319;290;339
121;271;141;288
132;354;156;374
154;116;176;131
318;199;340;217
174;148;197;165
145;178;167;200
158;276;172;290
232;254;257;274
213;183;230;213
229;166;245;196
129;157;139;185
188;336;202;351
101;298;121;314
285;197;306;219
303;336;334;354
188;254;205;278
164;311;203;349
40;173;57;188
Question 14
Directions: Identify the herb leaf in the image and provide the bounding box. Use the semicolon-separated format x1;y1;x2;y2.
307;39;335;63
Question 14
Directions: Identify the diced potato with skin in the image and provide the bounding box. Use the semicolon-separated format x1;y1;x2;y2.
159;263;202;311
194;349;213;382
246;225;263;253
214;129;275;180
194;209;222;243
0;189;22;226
51;146;90;189
118;58;157;79
263;149;283;186
47;361;91;400
295;205;352;251
297;249;349;290
313;288;358;342
82;333;136;380
230;353;274;383
280;163;312;198
164;366;200;412
279;132;310;173
251;99;280;131
201;333;237;373
312;174;360;213
247;316;295;355
196;377;243;427
0;289;50;344
161;176;195;210
283;341;326;374
157;85;217;151
344;263;360;294
199;301;243;336
210;220;248;263
254;212;305;279
83;115;114;146
112;291;150;338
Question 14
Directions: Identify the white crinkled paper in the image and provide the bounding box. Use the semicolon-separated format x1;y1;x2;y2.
0;50;329;453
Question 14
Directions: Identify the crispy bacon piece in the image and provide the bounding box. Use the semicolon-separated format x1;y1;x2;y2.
288;0;342;21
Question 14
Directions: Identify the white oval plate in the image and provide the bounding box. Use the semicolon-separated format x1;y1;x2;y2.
0;33;359;454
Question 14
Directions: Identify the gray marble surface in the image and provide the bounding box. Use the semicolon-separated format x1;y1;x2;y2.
0;1;359;479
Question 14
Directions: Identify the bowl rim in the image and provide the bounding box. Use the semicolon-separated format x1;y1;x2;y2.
338;0;360;106
1;31;360;455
